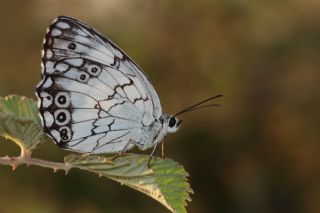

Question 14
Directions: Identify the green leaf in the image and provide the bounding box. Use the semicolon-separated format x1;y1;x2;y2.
0;95;40;125
0;95;48;151
65;154;193;213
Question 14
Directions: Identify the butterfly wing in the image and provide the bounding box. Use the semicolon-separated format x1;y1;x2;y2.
36;16;162;153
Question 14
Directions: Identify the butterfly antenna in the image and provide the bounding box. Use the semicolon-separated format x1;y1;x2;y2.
176;103;221;114
174;95;223;116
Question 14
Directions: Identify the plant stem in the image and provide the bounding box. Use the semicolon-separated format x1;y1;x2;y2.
0;154;71;172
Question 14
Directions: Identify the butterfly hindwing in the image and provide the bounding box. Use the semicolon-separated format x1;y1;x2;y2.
36;16;162;153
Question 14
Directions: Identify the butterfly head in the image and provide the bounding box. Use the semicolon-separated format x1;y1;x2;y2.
161;114;183;133
161;95;223;134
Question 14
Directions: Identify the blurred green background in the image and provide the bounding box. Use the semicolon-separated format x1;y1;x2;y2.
1;0;320;212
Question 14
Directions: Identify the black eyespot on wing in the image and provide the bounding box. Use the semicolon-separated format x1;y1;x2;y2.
68;42;76;50
169;117;176;128
79;72;90;82
80;74;86;80
91;67;98;73
57;95;66;104
59;126;71;142
57;111;67;122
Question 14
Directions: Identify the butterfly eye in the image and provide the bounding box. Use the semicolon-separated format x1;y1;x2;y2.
169;117;176;128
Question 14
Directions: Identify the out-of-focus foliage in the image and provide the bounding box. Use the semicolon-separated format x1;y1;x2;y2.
1;0;320;212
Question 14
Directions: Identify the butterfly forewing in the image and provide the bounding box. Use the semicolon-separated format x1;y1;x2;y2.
36;16;162;153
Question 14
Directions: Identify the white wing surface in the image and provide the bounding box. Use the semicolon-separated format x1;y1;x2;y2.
36;16;162;153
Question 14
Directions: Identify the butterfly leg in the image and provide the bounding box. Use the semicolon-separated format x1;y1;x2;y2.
148;143;158;168
161;136;166;159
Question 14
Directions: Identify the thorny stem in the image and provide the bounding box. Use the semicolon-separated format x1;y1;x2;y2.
0;149;71;173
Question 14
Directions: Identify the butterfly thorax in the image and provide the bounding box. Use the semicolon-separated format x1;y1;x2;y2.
138;114;182;150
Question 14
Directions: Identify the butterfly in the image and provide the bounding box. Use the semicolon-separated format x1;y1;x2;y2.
36;16;221;163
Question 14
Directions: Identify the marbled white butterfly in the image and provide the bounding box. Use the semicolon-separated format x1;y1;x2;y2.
36;16;221;160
